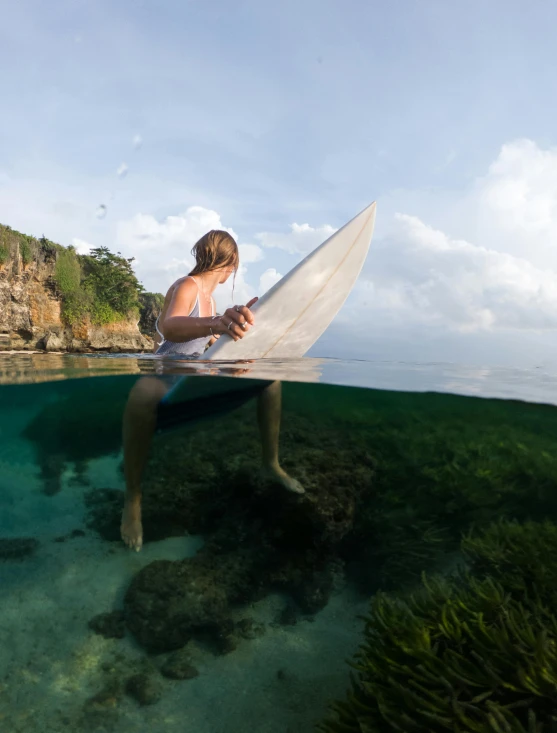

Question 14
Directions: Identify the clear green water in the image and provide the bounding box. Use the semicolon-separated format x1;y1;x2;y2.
2;354;557;732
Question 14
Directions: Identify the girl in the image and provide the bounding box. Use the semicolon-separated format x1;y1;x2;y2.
121;229;304;551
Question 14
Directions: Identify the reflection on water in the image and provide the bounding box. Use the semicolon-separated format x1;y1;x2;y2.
4;352;557;406
2;358;557;731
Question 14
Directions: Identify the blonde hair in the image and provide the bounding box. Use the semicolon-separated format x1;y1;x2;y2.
189;230;239;278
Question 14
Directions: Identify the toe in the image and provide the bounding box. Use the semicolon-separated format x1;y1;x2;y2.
291;480;305;495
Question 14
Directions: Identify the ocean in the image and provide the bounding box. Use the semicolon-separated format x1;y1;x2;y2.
2;353;557;732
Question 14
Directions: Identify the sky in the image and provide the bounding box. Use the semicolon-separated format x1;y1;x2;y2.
2;0;557;367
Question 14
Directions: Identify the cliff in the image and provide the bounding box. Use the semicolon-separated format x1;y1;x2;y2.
0;224;162;353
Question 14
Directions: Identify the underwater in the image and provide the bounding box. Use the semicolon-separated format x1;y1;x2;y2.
3;353;557;732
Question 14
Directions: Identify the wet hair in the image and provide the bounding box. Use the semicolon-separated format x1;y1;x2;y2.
188;230;239;279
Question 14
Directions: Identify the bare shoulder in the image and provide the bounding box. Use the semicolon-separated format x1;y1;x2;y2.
164;277;194;301
158;277;197;329
172;277;198;300
164;276;198;319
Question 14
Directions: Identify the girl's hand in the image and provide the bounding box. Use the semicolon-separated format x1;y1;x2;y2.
215;297;258;341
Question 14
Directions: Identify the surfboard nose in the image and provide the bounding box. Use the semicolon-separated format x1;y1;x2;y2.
360;201;376;237
331;200;376;255
358;201;377;229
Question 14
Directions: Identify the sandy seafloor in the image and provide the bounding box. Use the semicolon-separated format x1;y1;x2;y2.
0;406;367;733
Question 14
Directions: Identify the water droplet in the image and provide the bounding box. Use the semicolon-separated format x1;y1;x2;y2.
96;204;107;220
117;162;128;178
132;134;143;150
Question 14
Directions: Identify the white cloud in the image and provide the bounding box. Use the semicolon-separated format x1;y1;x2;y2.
474;138;557;268
319;137;557;365
238;243;263;263
71;237;92;255
256;222;336;254
132;134;143;150
116;162;128;178
259;267;282;294
354;212;557;333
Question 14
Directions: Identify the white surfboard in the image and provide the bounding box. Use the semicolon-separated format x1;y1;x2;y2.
160;202;376;413
205;200;376;360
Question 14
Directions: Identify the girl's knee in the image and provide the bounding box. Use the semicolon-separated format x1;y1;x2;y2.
128;377;168;412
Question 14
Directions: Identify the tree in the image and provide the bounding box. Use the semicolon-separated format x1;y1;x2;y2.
81;247;143;317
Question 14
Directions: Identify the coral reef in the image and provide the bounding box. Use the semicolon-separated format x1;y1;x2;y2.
160;649;199;680
74;384;557;664
88;611;127;640
319;519;557;732
125;673;162;706
122;403;374;653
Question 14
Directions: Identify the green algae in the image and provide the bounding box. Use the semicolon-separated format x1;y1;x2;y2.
319;520;557;732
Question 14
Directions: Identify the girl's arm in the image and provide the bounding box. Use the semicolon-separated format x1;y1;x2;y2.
162;283;257;343
161;279;216;342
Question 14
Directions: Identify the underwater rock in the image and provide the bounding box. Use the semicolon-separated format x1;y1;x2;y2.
84;680;122;711
212;617;240;654
277;604;298;626
292;566;337;614
216;633;238;655
161;649;199;680
124;556;233;652
125;673;162;706
236;617;265;639
88;611;126;639
0;537;39;560
84;489;126;542
54;528;86;543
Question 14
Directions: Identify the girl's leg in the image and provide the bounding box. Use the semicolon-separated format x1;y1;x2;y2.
257;380;304;494
121;377;169;551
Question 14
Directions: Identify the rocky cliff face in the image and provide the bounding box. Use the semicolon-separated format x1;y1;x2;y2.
0;235;154;353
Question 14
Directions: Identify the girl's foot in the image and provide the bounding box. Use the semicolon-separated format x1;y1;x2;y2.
121;499;143;551
263;464;305;494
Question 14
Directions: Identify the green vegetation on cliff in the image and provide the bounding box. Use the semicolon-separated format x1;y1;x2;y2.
0;223;161;327
0;224;64;263
55;245;144;325
138;291;165;337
